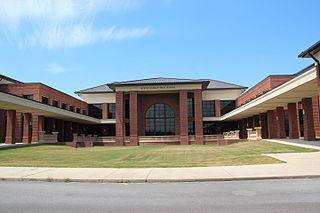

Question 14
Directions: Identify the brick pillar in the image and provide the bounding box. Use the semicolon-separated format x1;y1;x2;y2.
247;117;253;128
22;113;32;143
275;107;286;138
0;110;6;143
215;100;221;117
194;89;203;144
116;92;124;145
15;112;23;143
253;115;260;127
287;103;299;139
179;90;189;145
129;91;138;146
302;98;315;141
5;110;16;144
259;113;268;139
241;119;247;139
102;103;108;119
31;115;44;142
267;110;275;138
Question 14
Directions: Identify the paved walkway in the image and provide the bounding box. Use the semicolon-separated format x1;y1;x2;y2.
1;139;320;183
1;152;320;183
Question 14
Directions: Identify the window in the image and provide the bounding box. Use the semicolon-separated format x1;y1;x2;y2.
188;120;195;135
82;110;86;115
61;103;67;110
125;99;130;119
202;101;215;117
188;98;194;118
108;103;116;119
23;94;33;100
220;100;235;116
145;103;175;136
76;108;81;113
52;100;58;107
42;96;49;105
89;104;103;119
69;106;74;112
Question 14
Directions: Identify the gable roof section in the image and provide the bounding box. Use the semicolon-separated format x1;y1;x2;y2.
75;84;113;94
298;40;320;58
76;77;247;94
0;74;23;84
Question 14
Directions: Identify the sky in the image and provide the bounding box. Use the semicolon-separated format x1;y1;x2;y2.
0;0;319;97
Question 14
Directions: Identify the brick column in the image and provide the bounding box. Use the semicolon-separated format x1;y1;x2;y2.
22;113;32;143
5;110;16;144
287;103;299;139
116;92;124;145
241;119;247;139
215;100;221;117
129;91;138;146
31;115;44;142
179;90;189;145
102;103;108;119
267;110;275;138
15;112;23;143
194;89;203;144
259;113;268;139
302;98;315;141
253;115;260;127
0;110;5;143
275;107;286;138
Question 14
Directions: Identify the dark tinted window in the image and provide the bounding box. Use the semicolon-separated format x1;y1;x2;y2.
125;99;130;119
89;104;102;119
23;94;33;100
61;103;67;110
220;100;235;116
145;103;175;135
202;101;215;117
52;100;58;107
188;98;194;118
76;108;81;113
188;120;195;135
69;106;74;112
108;103;116;119
42;96;49;105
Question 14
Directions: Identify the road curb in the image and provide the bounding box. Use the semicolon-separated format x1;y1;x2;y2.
2;175;320;184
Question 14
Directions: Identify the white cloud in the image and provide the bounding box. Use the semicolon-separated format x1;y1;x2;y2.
0;0;150;48
23;24;151;48
46;63;66;73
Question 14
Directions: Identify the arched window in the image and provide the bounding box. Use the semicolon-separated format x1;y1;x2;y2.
145;103;175;135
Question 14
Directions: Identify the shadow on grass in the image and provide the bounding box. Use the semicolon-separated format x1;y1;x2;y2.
0;143;64;151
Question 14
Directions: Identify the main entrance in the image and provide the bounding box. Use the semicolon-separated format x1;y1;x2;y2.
145;103;175;135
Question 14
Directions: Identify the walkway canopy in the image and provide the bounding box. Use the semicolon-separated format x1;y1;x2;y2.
221;65;318;121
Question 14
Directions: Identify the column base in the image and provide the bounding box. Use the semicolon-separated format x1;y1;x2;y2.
129;136;139;146
180;135;189;145
195;135;204;145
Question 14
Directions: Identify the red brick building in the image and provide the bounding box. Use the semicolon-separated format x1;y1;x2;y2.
0;41;320;146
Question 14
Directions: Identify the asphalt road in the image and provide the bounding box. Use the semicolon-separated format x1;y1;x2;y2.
1;179;320;213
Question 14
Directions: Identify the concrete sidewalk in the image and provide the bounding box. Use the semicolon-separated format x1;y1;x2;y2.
1;151;320;183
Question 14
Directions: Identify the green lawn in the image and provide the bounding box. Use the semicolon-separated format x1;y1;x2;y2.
0;141;317;168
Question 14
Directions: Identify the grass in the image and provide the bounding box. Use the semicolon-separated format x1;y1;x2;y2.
0;141;317;168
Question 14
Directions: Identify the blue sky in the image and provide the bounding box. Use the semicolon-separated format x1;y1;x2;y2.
0;0;319;97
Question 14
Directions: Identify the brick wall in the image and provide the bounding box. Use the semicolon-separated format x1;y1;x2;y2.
236;75;294;107
0;109;5;143
0;83;88;114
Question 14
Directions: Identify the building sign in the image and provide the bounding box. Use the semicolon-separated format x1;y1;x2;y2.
116;83;202;92
139;85;176;90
